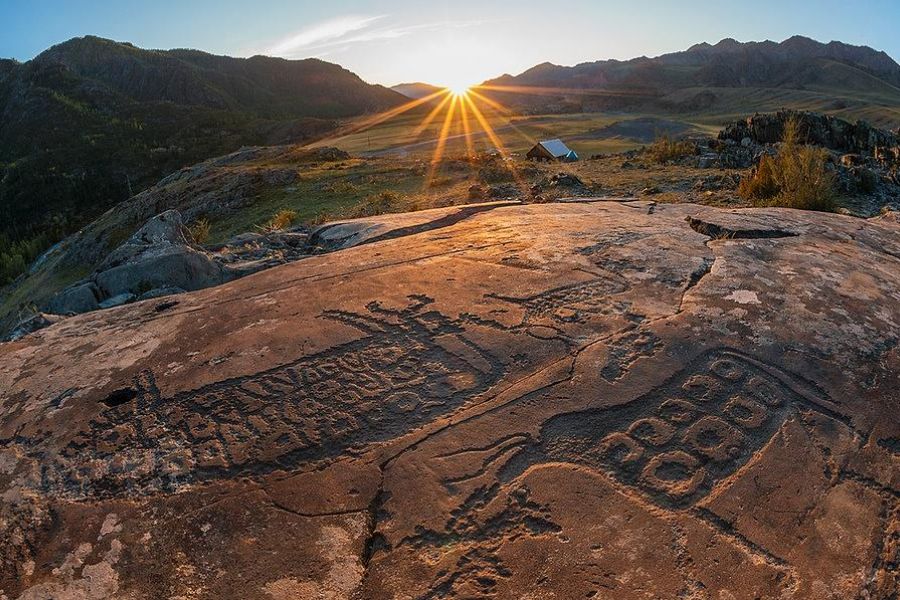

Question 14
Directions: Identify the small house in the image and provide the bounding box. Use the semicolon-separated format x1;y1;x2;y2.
526;139;579;162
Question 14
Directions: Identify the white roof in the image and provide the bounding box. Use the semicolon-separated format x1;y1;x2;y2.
537;139;572;158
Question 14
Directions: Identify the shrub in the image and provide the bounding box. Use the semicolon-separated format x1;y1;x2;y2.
188;218;211;244
738;117;836;211
0;251;28;285
647;134;697;164
737;154;780;200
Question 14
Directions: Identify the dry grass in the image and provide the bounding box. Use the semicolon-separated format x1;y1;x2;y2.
259;209;298;232
344;191;417;218
738;117;836;211
647;134;697;164
188;218;211;244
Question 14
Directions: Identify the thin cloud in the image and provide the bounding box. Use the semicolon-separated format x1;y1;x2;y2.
265;15;386;56
340;20;490;45
257;15;492;59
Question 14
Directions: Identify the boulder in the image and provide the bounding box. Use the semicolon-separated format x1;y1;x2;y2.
46;282;100;315
98;293;136;309
550;172;584;187
488;183;520;198
39;210;227;316
307;146;350;162
137;286;186;301
697;153;718;168
94;245;225;298
97;209;194;271
265;231;309;249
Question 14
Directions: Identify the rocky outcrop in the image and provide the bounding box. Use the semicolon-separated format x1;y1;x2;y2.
719;110;900;164
1;144;353;334
1;313;65;343
39;203;524;319
700;111;900;214
95;211;224;295
308;201;520;251
1;201;898;599
45;210;226;315
46;282;101;315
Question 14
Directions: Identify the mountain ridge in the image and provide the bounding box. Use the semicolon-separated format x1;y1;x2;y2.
481;36;900;116
390;81;445;99
501;36;900;82
29;35;403;116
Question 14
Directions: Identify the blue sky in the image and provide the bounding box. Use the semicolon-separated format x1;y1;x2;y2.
1;0;898;87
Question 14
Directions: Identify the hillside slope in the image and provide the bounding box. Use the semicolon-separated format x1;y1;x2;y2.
0;36;405;279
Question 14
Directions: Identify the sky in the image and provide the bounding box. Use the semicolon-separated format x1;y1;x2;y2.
1;0;899;88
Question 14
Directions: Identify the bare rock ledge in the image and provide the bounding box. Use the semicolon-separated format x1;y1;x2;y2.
1;201;898;599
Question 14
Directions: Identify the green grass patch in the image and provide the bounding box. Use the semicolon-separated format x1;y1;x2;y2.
204;162;429;244
0;260;90;329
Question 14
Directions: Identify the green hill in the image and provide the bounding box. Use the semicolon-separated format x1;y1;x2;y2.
0;36;405;284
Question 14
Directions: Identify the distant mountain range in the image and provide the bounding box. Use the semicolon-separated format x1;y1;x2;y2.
480;36;900;116
391;82;445;99
0;35;404;269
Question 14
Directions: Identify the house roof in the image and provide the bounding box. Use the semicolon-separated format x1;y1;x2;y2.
535;139;572;158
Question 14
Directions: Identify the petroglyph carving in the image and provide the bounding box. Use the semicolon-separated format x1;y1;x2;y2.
11;297;503;496
486;277;628;328
498;349;852;509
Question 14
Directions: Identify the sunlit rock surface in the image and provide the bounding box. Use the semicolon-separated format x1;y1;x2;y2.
1;201;898;599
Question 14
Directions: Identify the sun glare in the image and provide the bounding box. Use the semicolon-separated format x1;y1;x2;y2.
314;71;554;196
446;83;472;97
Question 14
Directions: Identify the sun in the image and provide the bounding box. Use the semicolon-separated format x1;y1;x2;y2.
445;82;473;97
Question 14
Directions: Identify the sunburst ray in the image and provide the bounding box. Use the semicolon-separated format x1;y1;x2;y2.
412;92;455;139
478;83;653;98
423;95;459;190
316;88;451;147
468;89;536;147
458;95;476;157
463;94;529;195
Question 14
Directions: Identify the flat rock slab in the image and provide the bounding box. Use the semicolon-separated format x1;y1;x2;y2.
309;201;520;250
1;202;898;599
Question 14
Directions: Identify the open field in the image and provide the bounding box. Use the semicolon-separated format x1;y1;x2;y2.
312;85;900;162
312;108;704;158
